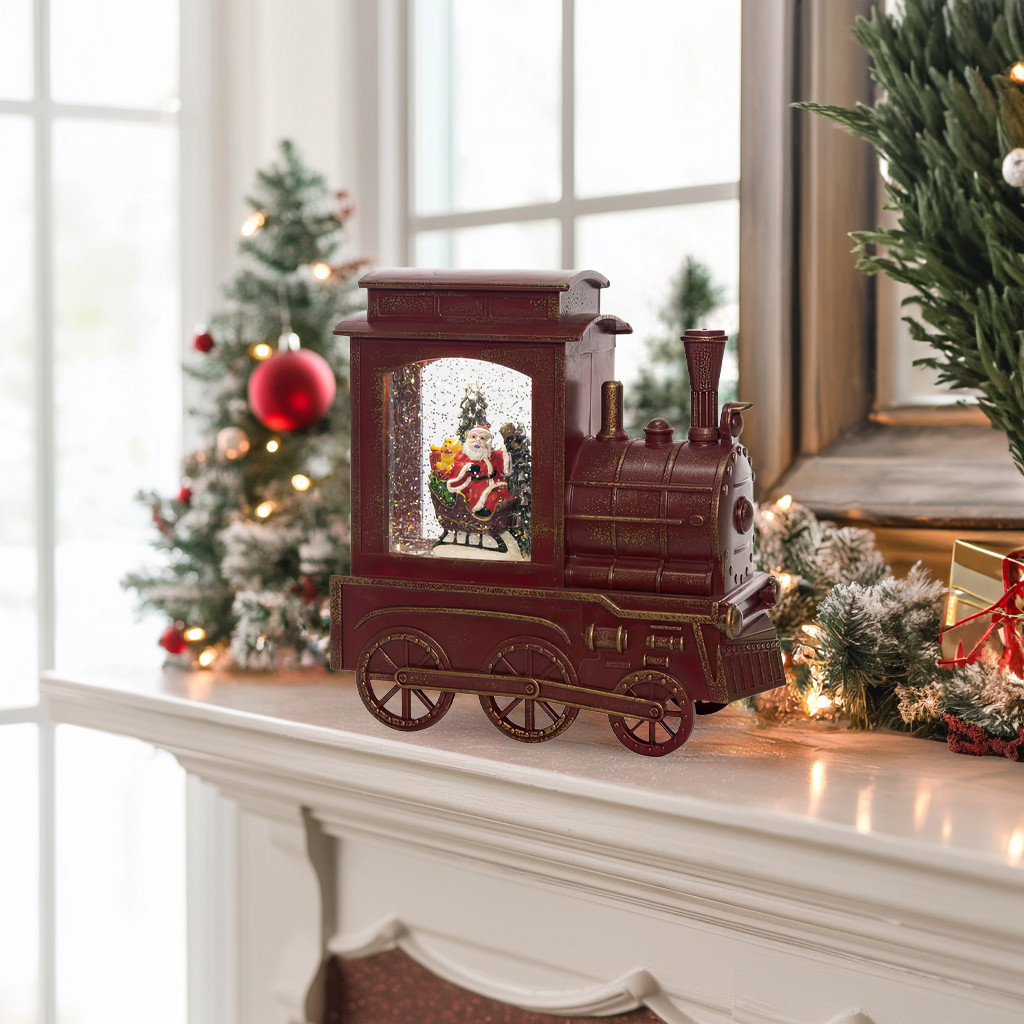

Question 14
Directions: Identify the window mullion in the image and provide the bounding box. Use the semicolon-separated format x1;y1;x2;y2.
33;0;58;1017
560;0;575;268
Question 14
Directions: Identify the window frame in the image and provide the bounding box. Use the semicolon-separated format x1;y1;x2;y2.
741;0;1024;579
0;1;206;1019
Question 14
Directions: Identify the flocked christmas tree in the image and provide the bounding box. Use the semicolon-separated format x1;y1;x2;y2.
797;0;1024;473
627;256;734;436
456;380;489;441
124;140;367;669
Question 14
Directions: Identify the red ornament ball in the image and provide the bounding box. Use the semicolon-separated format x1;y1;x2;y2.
193;331;215;353
247;348;337;432
159;624;189;655
176;485;193;506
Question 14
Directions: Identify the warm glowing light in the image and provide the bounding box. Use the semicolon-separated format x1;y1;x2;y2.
809;759;827;816
195;451;206;463
291;474;312;491
801;623;823;640
776;494;793;511
1008;830;1024;866
240;210;266;236
1012;62;1024;83
913;786;932;831
311;261;332;281
266;438;280;453
808;692;832;713
255;500;276;519
856;788;873;834
198;647;217;668
183;626;206;642
778;572;794;590
250;342;273;360
763;510;775;522
941;815;953;844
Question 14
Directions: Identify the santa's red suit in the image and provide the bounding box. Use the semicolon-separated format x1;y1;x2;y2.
446;444;512;517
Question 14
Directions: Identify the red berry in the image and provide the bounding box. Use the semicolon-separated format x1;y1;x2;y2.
193;331;215;353
177;486;192;506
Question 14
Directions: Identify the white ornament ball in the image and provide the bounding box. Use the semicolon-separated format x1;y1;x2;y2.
1002;148;1024;187
216;426;250;460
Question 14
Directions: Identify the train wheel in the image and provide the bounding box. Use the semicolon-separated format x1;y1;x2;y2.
479;639;579;743
608;670;694;757
356;629;454;732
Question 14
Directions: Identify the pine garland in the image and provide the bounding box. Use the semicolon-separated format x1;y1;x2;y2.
755;497;1024;748
797;0;1024;474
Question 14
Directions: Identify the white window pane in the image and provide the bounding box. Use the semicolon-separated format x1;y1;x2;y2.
52;120;181;672
0;0;33;99
413;0;560;215
576;201;739;392
0;725;39;1024
415;220;560;269
56;726;186;1024
575;0;740;198
50;0;179;110
0;117;38;709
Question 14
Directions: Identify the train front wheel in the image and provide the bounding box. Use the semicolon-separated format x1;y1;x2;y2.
356;629;454;731
608;671;694;756
479;638;579;743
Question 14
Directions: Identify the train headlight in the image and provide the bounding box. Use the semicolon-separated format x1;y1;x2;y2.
733;496;754;533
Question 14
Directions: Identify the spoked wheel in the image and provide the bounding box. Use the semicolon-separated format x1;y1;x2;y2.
479;639;579;743
356;629;454;732
609;670;694;757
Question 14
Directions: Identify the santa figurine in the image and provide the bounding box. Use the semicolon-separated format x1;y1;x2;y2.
446;425;518;520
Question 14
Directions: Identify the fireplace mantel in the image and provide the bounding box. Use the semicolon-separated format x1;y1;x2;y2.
42;668;1024;1024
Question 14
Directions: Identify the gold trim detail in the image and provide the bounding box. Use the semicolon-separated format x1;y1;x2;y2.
329;579;344;670
570;480;715;492
354;605;571;644
566;513;689;526
709;647;728;702
646;634;684;652
339;576;720;627
643;653;670;669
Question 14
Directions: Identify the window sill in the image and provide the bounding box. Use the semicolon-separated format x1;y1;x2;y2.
776;422;1024;577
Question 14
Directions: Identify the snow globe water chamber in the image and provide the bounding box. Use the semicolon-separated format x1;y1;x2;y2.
330;269;785;756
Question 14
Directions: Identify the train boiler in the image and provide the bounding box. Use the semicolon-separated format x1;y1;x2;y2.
329;268;785;756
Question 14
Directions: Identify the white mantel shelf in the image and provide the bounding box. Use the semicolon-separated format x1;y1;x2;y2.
42;667;1024;1024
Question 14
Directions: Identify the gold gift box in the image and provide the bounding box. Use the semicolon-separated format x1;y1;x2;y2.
941;541;1024;662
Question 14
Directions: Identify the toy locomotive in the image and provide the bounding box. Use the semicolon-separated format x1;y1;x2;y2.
329;269;785;756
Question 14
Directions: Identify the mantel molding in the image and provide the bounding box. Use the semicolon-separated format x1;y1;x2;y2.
42;668;1024;1024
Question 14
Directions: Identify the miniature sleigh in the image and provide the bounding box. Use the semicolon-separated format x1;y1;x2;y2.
428;451;518;557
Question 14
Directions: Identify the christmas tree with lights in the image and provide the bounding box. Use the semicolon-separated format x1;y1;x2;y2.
627;256;732;436
125;140;367;670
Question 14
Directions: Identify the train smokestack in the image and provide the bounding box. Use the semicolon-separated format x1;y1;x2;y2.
683;329;727;443
597;380;627;441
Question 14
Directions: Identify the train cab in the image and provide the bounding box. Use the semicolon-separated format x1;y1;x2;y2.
337;268;630;591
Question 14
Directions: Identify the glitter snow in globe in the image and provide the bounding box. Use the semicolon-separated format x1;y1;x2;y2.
1002;147;1024;188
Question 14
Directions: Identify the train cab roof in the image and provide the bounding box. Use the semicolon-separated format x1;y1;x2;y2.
336;267;631;344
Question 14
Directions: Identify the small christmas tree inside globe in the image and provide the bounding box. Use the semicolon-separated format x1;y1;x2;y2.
248;347;337;431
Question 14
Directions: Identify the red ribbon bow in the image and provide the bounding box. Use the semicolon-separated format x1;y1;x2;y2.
939;551;1024;676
